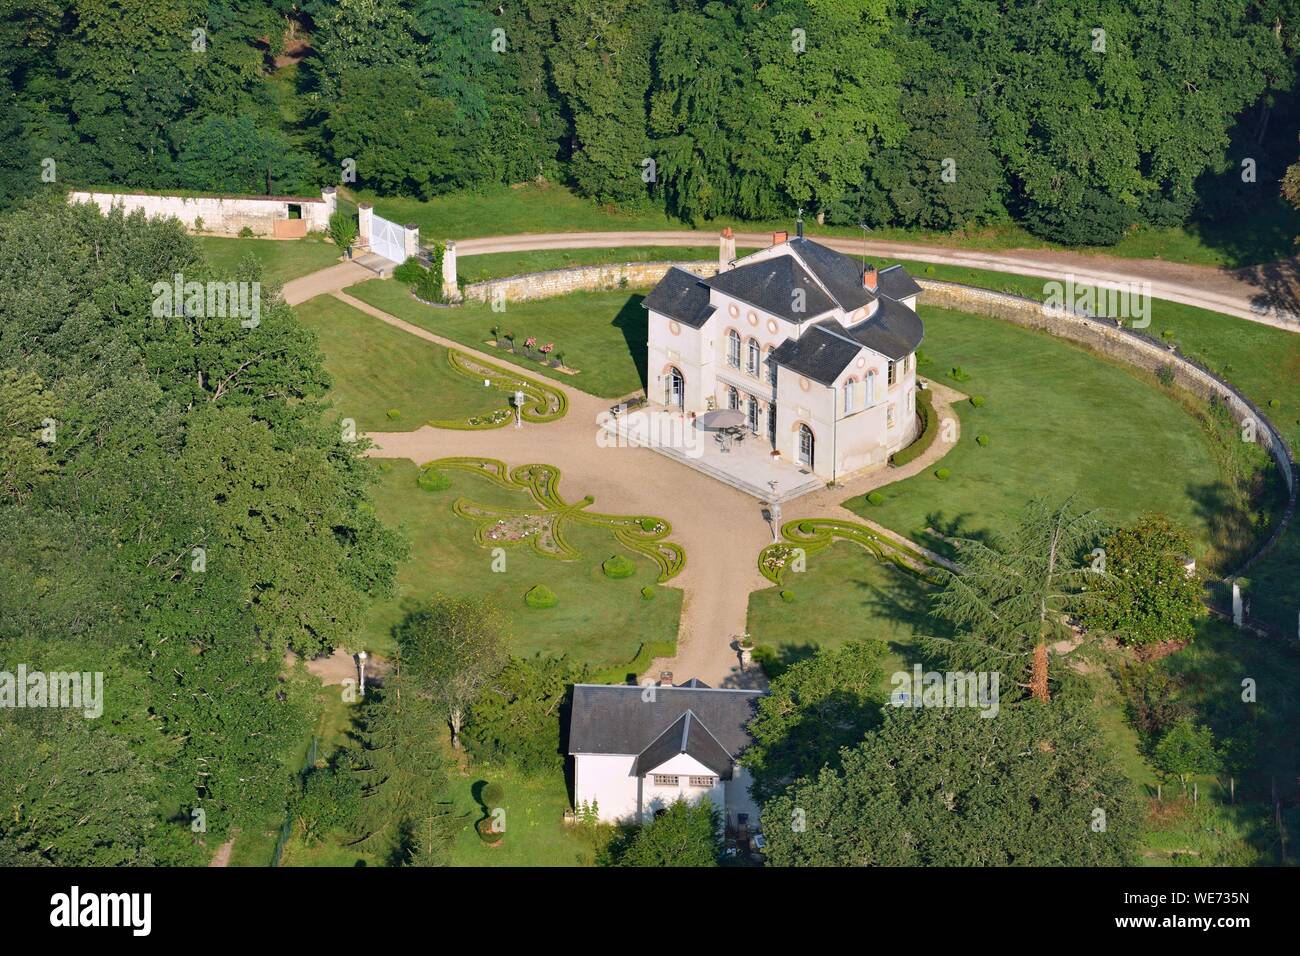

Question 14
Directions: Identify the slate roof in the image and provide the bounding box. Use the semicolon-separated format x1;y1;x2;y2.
569;684;764;766
878;263;922;300
700;255;837;323
632;711;736;779
786;237;879;312
845;296;924;360
770;322;865;387
641;267;715;329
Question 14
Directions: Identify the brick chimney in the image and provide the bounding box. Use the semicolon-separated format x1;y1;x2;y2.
659;670;674;687
863;264;878;291
719;227;736;270
771;230;788;246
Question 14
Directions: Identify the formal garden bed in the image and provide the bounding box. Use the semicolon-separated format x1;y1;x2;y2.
357;459;683;677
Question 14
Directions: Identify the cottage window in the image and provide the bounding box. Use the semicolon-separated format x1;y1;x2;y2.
727;330;741;368
688;776;716;788
653;774;679;786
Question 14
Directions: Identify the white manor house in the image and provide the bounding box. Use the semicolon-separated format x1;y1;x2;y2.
643;226;926;481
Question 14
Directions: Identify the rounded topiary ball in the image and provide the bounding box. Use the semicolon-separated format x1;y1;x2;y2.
780;590;796;603
935;468;951;481
641;586;655;600
482;782;504;808
866;491;884;506
976;434;990;446
417;468;451;491
602;554;636;579
969;395;986;408
525;584;557;608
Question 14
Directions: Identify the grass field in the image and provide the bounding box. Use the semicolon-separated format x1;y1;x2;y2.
199;235;341;287
294;295;509;431
346;279;648;399
457;245;758;284
359;460;682;675
844;304;1228;559
358;181;1297;268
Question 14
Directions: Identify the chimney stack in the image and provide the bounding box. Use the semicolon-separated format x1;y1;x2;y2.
771;230;788;246
659;671;674;687
719;227;736;270
863;264;878;291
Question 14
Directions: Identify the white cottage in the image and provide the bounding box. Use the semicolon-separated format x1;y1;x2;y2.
643;226;926;481
569;680;765;829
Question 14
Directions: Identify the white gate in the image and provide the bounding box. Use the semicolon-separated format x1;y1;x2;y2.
370;213;405;263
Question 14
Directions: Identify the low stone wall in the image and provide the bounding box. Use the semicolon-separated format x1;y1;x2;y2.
68;187;336;236
919;278;1296;574
461;260;718;303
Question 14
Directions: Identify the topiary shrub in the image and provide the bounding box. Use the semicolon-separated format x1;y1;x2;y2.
386;408;401;420
948;366;972;383
602;554;636;579
525;584;557;608
640;586;655;600
866;491;884;505
1268;398;1280;408
889;389;936;467
416;467;451;492
481;782;504;809
639;516;659;533
969;395;985;408
976;434;990;446
934;467;951;481
798;520;815;534
780;589;796;603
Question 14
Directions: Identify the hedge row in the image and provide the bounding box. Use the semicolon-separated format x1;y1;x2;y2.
889;388;938;467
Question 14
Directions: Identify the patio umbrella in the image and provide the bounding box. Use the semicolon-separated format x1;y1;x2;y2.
697;409;745;429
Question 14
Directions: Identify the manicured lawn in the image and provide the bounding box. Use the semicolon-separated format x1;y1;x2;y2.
844;305;1232;564
293;295;509;431
359;181;1296;267
346;279;648;399
447;758;596;866
199;235;341;287
457;245;758;284
747;541;940;688
359;461;682;676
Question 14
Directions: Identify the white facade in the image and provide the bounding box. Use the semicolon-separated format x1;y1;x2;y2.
573;752;761;828
646;234;924;481
69;187;336;236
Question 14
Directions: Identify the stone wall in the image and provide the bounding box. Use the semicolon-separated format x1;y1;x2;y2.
68;187;337;237
918;278;1296;573
461;260;719;303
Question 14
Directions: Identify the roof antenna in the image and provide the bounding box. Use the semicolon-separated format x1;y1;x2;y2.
796;207;803;239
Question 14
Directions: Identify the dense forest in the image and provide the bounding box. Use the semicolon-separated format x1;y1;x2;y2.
3;0;1299;245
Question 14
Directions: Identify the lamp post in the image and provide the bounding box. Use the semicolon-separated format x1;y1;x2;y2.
358;650;368;698
514;390;525;429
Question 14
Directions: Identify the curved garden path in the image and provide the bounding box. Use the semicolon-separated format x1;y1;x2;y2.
334;288;960;687
453;231;1300;332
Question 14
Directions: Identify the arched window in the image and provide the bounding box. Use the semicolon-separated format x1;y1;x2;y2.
727;386;740;410
727;330;741;368
798;424;815;468
765;347;777;385
747;338;760;375
843;380;855;415
865;370;876;406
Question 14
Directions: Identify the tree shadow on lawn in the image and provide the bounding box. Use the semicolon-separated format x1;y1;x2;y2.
921;509;999;557
853;566;954;670
611;294;648;393
1183;478;1277;574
